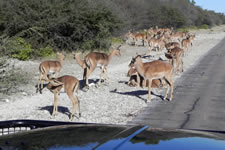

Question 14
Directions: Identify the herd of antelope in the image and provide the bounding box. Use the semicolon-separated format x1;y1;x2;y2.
35;26;195;121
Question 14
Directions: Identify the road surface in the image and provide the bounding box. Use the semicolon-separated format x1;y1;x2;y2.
129;38;225;132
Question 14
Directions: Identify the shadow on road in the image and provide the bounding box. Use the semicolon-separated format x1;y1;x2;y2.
38;105;71;117
110;88;164;103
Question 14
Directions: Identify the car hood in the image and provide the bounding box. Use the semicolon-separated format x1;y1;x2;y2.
0;120;225;150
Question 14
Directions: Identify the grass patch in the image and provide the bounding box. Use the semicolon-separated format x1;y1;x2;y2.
111;37;124;44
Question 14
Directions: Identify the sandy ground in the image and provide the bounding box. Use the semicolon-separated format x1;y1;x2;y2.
0;26;225;124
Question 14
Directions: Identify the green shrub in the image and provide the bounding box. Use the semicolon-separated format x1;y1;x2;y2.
8;37;33;61
36;46;55;57
81;40;96;50
188;25;198;30
177;28;189;33
111;37;123;44
200;24;209;29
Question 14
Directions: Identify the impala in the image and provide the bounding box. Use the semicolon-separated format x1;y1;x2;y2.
127;67;166;88
147;37;165;53
37;52;65;94
132;55;174;101
47;75;81;121
181;36;193;52
165;47;184;73
74;45;121;88
165;42;180;50
131;32;147;46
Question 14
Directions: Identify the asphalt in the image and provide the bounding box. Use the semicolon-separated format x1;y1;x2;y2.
129;38;225;132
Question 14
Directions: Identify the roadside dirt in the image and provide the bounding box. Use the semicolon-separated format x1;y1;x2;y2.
1;26;225;124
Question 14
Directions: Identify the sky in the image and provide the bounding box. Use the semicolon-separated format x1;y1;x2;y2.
194;0;225;14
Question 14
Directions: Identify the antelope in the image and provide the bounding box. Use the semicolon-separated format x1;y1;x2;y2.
125;31;135;45
148;38;165;53
74;52;87;81
181;36;193;53
37;52;65;94
131;32;147;46
165;42;180;50
46;75;81;121
132;55;174;101
127;67;139;87
165;47;184;73
127;67;166;88
129;56;166;87
74;45;121;88
170;31;186;42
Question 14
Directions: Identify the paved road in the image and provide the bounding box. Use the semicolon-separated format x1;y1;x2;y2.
129;38;225;131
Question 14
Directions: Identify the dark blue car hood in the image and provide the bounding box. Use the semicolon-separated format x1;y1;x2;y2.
0;120;225;150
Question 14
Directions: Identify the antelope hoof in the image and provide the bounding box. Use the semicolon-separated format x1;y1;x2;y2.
36;88;39;93
95;83;100;88
145;99;151;103
83;85;89;91
70;114;75;121
52;112;57;116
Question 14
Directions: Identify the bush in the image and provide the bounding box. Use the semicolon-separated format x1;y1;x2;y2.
200;24;209;29
0;0;225;54
81;40;96;50
111;37;124;44
36;46;55;57
4;37;55;60
0;57;29;96
0;0;123;52
177;28;189;33
7;37;33;61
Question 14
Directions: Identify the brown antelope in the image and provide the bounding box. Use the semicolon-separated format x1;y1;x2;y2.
165;47;184;73
181;36;193;53
170;31;186;42
127;67;166;88
74;45;121;88
148;38;165;53
132;55;174;101
165;42;180;50
37;52;65;94
47;75;81;121
127;67;139;87
128;56;163;87
131;32;147;46
74;52;88;81
125;31;135;45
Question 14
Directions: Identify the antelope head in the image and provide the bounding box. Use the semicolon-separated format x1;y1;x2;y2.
57;52;65;60
112;45;122;56
47;78;64;90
